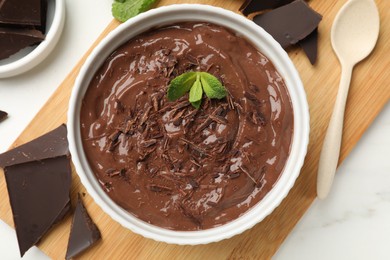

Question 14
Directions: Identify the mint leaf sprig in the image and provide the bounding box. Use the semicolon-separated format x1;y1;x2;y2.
167;72;227;109
112;0;158;22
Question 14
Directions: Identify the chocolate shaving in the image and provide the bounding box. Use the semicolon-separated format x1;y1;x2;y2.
163;137;170;150
138;146;157;161
180;138;209;157
103;182;113;192
108;139;120;152
172;99;191;110
106;168;126;178
114;99;125;113
227;95;235;110
150;133;164;139
190;159;201;168
151;95;160;111
219;164;230;174
206;201;218;207
105;168;116;175
183;108;198;119
229;172;241;179
139;105;152;126
200;185;217;190
185;53;199;65
214;142;227;154
255;166;268;188
189;178;199;189
244;91;260;104
166;55;178;67
148;184;172;193
248;84;260;93
108;130;121;142
239;166;258;185
195;118;213;133
140;139;157;148
171;109;186;126
211;173;220;179
209;114;227;125
248;111;266;126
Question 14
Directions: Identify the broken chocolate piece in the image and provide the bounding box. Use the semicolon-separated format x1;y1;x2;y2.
240;0;295;16
65;195;101;260
0;0;43;26
4;156;72;257
0;28;44;60
0;110;8;122
253;0;322;49
299;28;318;65
0;124;68;168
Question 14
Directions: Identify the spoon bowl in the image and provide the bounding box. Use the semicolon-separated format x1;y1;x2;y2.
317;0;380;199
331;0;380;65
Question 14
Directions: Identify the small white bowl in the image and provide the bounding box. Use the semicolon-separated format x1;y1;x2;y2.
68;4;310;245
0;0;66;78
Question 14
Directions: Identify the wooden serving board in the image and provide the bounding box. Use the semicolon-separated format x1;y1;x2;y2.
1;0;389;259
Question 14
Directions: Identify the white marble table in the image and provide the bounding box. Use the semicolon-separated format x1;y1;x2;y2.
0;1;388;259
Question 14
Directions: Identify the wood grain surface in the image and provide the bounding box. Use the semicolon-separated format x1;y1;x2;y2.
1;0;389;259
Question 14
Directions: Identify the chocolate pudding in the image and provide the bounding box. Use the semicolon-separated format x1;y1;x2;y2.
80;22;294;230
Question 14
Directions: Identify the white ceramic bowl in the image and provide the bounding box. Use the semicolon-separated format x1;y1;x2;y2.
0;0;66;78
68;4;309;245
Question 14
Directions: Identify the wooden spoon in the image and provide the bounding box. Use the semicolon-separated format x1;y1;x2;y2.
317;0;380;199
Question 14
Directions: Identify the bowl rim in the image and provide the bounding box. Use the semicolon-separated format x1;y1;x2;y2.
68;4;310;245
0;0;66;78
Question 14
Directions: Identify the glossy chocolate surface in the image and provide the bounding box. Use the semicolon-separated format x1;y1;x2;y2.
80;22;294;230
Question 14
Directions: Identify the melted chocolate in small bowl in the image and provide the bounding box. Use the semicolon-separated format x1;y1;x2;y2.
80;22;294;231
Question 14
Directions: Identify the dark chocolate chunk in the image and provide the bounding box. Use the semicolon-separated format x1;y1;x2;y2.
253;0;322;49
0;124;68;168
0;27;44;60
240;0;295;16
0;0;43;26
4;156;72;257
65;195;101;260
299;28;318;65
0;110;8;122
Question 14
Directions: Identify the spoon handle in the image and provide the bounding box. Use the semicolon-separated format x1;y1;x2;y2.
317;64;353;199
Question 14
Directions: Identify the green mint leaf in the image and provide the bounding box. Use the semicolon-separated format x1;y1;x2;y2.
112;0;158;22
189;75;203;108
191;100;201;109
166;71;226;109
200;72;227;99
167;72;197;101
